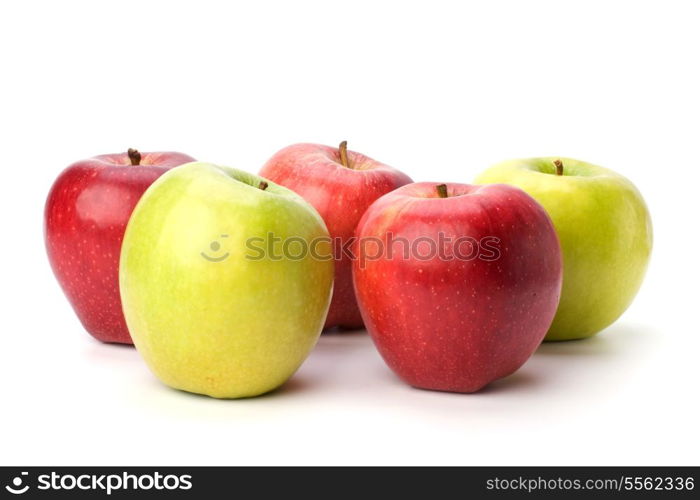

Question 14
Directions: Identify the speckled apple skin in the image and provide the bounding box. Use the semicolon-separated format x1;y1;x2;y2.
353;182;563;393
120;164;334;399
475;158;653;340
44;151;196;344
260;143;412;330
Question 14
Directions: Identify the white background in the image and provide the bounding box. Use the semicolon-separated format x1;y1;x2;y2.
1;0;698;466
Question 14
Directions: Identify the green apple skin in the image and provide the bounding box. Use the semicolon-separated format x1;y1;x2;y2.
475;158;652;341
119;162;334;398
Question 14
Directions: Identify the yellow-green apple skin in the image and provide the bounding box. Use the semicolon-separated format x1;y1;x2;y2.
475;158;652;341
119;162;334;398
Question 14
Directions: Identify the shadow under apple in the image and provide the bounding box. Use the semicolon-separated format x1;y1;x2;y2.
535;322;654;358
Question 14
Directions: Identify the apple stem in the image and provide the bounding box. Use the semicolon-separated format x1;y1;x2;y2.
553;159;564;176
436;184;449;198
127;148;142;166
258;180;269;191
339;141;351;168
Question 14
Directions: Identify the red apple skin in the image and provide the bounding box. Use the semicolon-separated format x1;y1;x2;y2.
44;151;196;344
260;143;412;329
353;182;562;392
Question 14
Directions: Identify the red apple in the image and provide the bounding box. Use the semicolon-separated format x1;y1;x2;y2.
260;142;412;329
45;149;195;344
353;182;562;392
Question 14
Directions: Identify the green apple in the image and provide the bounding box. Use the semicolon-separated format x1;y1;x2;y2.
119;162;334;398
475;157;652;341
